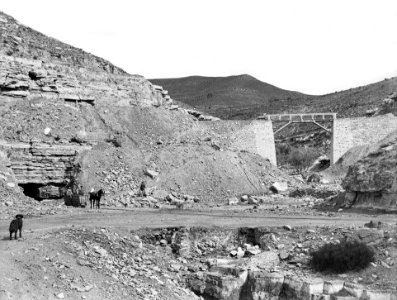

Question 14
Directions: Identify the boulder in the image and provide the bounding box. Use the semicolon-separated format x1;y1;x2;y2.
270;182;288;194
145;169;159;179
323;280;344;295
355;228;384;245
228;197;239;206
152;189;169;200
279;250;289;260
307;173;321;183
240;195;249;202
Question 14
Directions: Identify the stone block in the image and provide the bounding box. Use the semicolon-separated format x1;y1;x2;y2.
246;271;284;299
323;280;345;295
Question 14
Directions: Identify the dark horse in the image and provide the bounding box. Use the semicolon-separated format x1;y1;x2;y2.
89;189;104;209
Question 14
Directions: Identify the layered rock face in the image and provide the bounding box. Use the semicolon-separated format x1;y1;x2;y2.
0;141;91;198
0;11;171;198
0;54;165;107
342;130;397;210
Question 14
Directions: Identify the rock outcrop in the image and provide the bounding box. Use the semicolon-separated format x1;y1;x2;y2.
0;54;166;107
342;130;397;210
0;141;91;198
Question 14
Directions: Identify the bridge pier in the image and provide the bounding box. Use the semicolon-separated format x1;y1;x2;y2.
259;113;397;166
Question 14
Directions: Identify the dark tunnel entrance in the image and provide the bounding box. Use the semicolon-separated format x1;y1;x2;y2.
18;183;65;200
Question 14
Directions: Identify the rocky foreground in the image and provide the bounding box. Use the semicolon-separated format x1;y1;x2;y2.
1;217;396;300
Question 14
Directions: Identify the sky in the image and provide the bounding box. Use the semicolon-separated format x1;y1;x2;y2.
1;0;397;95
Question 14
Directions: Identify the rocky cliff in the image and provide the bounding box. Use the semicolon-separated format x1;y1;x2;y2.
342;130;397;210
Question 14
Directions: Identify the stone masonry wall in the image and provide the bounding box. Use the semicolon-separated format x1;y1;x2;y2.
209;120;277;165
332;114;397;163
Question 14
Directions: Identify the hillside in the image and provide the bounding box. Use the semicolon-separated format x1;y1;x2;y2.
0;10;293;208
0;11;125;74
151;75;313;119
150;75;397;119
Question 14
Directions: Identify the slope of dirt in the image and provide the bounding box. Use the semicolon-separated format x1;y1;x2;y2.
322;144;376;181
76;106;296;203
151;75;397;119
0;91;292;206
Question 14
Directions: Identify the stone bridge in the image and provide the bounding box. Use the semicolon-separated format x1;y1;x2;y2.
213;113;397;166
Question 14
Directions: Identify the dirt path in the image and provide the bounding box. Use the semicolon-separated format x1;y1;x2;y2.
1;208;395;237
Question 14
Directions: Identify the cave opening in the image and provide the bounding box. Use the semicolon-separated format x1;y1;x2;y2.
18;183;66;201
19;183;43;200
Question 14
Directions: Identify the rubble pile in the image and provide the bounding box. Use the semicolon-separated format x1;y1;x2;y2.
183;224;397;299
58;228;200;300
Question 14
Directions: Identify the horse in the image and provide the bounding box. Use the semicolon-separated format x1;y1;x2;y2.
89;189;104;209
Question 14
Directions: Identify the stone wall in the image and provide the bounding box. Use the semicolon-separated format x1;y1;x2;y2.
331;114;397;163
209;120;277;165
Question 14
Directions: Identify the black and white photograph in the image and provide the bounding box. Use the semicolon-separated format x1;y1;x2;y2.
0;1;396;299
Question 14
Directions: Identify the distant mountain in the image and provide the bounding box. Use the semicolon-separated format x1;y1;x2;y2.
150;75;397;119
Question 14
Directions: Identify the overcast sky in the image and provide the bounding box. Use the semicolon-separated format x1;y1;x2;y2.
2;0;397;95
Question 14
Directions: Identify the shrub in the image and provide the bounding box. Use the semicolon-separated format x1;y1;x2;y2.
310;240;375;273
275;143;292;166
287;147;318;173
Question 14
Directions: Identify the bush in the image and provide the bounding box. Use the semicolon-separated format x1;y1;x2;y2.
275;143;292;166
310;240;375;273
287;147;318;173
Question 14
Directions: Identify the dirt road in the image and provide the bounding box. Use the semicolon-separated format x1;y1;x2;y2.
1;208;395;236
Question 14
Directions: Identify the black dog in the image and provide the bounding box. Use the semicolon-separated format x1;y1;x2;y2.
9;214;23;240
89;189;104;209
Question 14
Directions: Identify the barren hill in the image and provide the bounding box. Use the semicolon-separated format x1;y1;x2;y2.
151;75;313;119
151;75;397;119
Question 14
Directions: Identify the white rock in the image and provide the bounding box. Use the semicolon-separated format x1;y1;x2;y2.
323;280;344;294
44;127;51;135
270;182;288;193
145;169;159;179
228;197;239;205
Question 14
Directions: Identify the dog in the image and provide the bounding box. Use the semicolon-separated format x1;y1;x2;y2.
89;189;104;209
9;214;23;240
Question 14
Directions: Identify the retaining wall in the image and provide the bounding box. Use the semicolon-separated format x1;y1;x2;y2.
332;114;397;163
209;120;277;165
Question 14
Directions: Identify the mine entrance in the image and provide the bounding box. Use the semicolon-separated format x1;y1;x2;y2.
265;113;335;171
19;183;65;200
